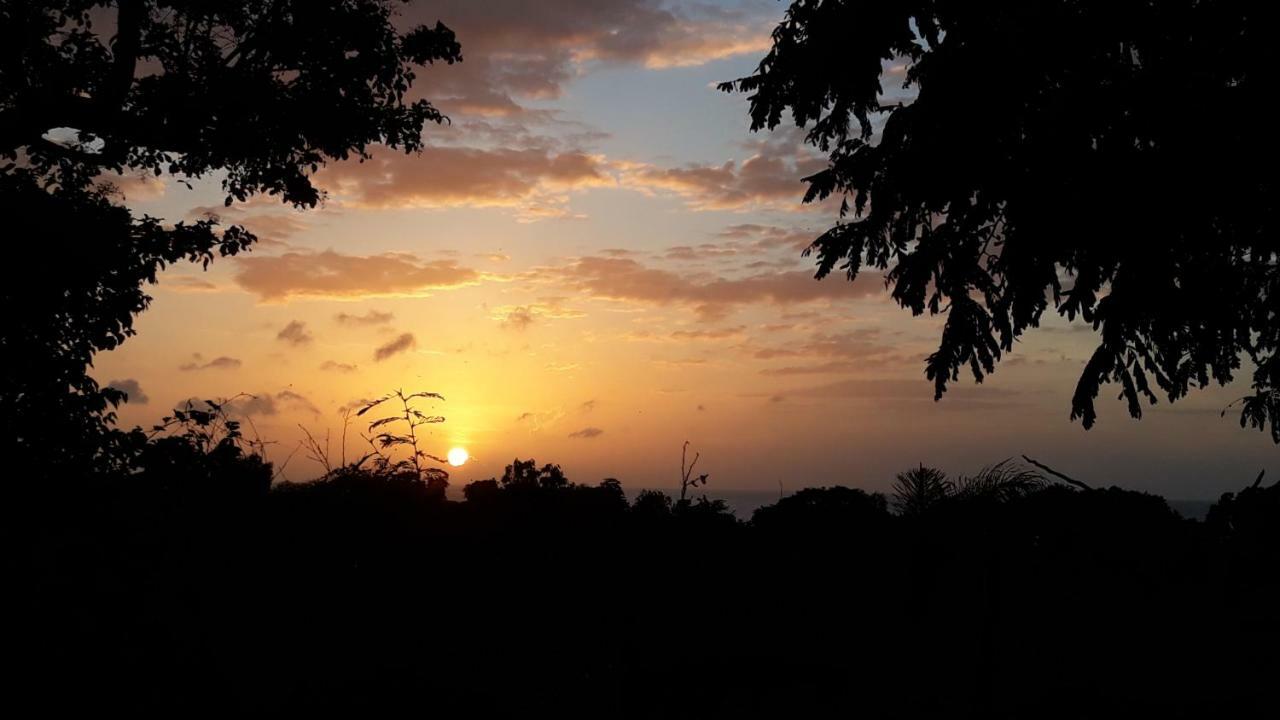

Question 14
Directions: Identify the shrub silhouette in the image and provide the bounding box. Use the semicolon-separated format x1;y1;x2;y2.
11;432;1278;715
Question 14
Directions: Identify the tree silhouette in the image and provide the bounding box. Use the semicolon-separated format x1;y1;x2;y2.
722;1;1280;439
1;1;460;462
891;464;952;516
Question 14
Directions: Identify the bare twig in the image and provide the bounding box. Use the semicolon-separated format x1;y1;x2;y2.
1021;455;1091;490
679;441;709;503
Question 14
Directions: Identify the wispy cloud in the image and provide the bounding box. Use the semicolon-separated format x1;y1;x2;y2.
235;251;480;301
276;320;314;347
373;333;416;362
106;378;149;404
178;354;242;372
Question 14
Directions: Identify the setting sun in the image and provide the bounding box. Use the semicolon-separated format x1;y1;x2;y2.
447;447;469;467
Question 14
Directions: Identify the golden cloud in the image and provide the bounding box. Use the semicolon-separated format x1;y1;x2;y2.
316;145;612;220
537;255;883;321
234;250;480;301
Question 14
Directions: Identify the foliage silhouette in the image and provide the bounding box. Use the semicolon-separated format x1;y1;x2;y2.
1;1;459;463
722;1;1280;439
891;463;952;516
12;442;1277;716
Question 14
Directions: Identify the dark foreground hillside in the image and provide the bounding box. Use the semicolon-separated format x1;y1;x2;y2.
9;438;1279;718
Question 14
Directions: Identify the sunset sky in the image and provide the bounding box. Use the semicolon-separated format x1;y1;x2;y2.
93;0;1275;500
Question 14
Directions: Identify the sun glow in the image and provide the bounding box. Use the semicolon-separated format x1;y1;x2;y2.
447;447;469;467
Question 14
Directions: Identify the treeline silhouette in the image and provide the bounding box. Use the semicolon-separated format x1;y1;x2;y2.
10;405;1278;717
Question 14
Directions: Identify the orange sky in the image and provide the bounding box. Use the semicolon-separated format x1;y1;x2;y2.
93;0;1277;500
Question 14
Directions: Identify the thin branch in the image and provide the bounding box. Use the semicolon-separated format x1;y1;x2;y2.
1021;455;1091;490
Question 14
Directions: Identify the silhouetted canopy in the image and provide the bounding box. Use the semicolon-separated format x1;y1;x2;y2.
1;0;459;462
722;0;1280;439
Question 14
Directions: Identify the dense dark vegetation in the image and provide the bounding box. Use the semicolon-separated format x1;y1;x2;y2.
5;2;1280;716
11;406;1278;717
723;0;1280;438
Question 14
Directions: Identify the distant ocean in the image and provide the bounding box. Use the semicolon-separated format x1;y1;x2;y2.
638;489;1218;522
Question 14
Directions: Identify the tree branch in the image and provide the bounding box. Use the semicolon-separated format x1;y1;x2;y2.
1021;455;1091;490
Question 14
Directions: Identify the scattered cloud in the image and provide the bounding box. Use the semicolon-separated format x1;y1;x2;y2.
568;426;604;439
162;275;219;292
187;203;309;244
515;407;567;431
276;320;314;347
335;309;395;326
234;250;480;301
373;333;416;361
671;325;746;341
492;298;586;329
317;145;612;220
760;360;877;376
320;360;358;373
498;305;538;331
404;1;774;117
619;132;827;211
535;255;882;321
276;389;321;416
787;378;1023;407
106;378;149;404
98;170;165;201
214;390;320;418
717;223;817;253
179;354;242;371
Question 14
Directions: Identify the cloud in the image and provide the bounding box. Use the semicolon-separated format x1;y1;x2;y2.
760;361;876;376
210;390;320;418
98;171;165;201
537;255;883;321
178;354;242;371
234;250;480;301
717;223;817;253
619;132;828;211
275;389;320;416
498;305;537;331
515;406;568;431
750;329;901;374
276;320;314;347
161;275;219;292
106;378;149;404
580;399;597;413
751;329;889;360
187;203;309;244
320;360;358;373
373;333;416;361
404;1;774;116
568;427;604;439
175;394;274;418
786;378;1023;407
224;395;276;417
316;145;612;220
671;326;745;340
492;298;586;329
653;357;709;367
335;309;395;326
